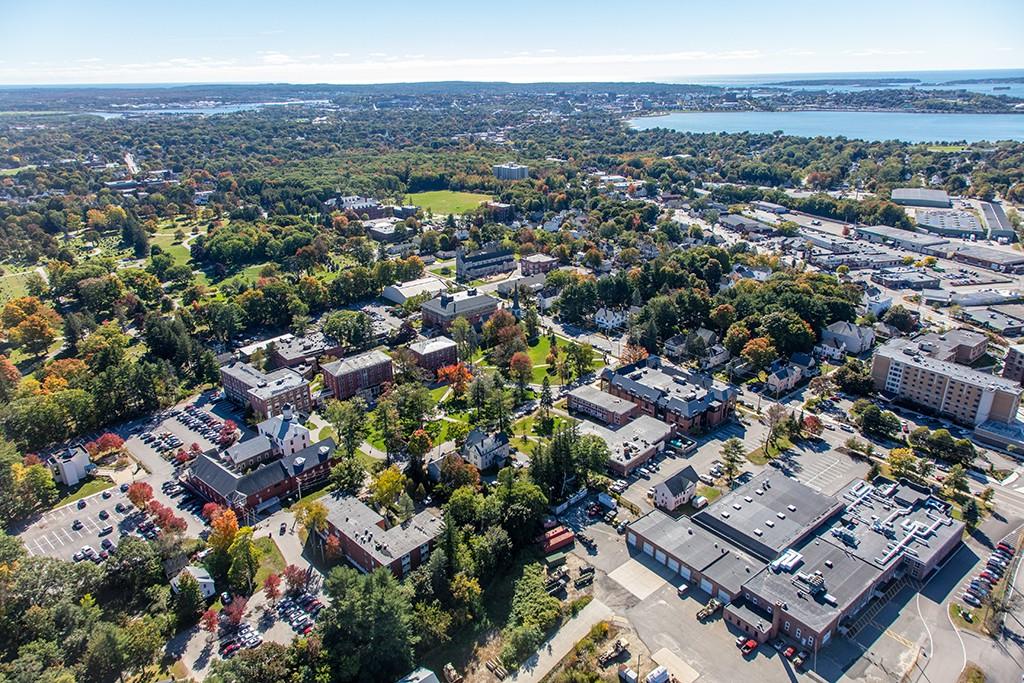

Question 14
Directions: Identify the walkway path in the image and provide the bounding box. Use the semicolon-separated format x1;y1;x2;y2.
507;599;613;683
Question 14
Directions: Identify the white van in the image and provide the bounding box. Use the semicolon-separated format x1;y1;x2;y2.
692;495;709;510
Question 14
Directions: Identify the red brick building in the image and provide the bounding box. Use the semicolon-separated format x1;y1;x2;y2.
520;252;559;276
319;494;445;578
408;336;458;374
420;290;499;331
320;350;394;401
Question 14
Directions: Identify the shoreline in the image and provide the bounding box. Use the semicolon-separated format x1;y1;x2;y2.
627;107;1024;119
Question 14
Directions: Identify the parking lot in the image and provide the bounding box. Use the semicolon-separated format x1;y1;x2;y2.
20;484;140;561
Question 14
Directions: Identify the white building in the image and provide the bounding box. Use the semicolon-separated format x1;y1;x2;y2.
382;276;448;305
651;466;699;511
170;565;217;599
822;321;876;355
594;307;631;331
257;405;312;457
462;429;510;471
493;163;529;181
49;446;92;487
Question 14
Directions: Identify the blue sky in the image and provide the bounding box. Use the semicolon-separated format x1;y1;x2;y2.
0;0;1021;85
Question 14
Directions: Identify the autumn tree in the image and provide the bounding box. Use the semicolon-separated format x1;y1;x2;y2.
126;481;153;510
437;363;473;397
741;337;777;372
371;465;407;509
294;501;328;538
228;527;261;593
619;343;649;365
263;572;282;604
802;415;824;438
209;506;239;555
222;596;248;626
509;351;533;401
283;564;309;595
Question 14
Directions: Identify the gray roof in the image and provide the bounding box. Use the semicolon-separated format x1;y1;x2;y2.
568;384;636;416
258;415;308;443
952;244;1024;266
891;188;951;206
916;210;983;234
854;224;948;248
460;245;514;263
980;201;1012;232
877;338;1022;393
421;291;499;318
693;471;844;561
247;368;308;401
463;428;509;461
660;466;699;496
273;333;338;363
321;350;392;378
408;336;457;356
629;510;766;595
322;494;444;566
220;361;268;390
601;357;737;419
224;435;273;466
189;439;336;500
720;214;772;232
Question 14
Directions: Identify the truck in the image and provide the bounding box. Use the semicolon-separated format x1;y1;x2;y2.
696;598;723;620
598;492;618;510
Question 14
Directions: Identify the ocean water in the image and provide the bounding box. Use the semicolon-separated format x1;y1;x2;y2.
628;110;1024;143
676;69;1024;98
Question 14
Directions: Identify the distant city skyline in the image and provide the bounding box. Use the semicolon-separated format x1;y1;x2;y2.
0;0;1021;86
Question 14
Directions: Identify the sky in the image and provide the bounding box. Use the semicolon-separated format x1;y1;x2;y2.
0;0;1021;86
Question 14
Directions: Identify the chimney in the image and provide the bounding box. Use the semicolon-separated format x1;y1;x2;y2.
771;600;784;636
282;403;294;420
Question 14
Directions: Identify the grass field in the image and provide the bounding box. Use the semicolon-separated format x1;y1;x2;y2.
927;145;970;153
53;478;114;509
0;269;34;302
254;537;287;588
406;190;492;215
0;165;37;176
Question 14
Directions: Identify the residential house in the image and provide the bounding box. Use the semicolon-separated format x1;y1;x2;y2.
594;307;631;331
815;337;846;361
701;344;731;370
822;321;875;355
170;566;217;599
462;429;510;471
766;360;804;396
652;466;699;511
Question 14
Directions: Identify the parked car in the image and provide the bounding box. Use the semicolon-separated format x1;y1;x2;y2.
962;593;982;607
741;639;757;655
784;646;796;659
72;519;83;530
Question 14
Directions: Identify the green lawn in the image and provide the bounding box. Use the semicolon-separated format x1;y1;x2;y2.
406;190;493;215
150;234;192;265
53;478;114;509
0;165;36;176
254;537;287;588
0;269;34;302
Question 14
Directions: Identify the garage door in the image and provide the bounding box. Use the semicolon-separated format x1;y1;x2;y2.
655;549;667;564
700;578;713;594
679;565;691;580
627;532;637;546
667;558;680;573
643;542;654;556
718;588;731;603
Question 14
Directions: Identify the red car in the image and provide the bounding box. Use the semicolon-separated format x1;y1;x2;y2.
300;623;314;635
741;639;757;655
997;542;1014;555
784;646;796;659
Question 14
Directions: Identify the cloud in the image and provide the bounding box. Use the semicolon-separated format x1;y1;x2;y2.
538;48;557;54
845;48;926;57
260;51;295;65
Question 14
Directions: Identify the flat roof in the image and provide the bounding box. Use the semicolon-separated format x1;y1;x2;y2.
629;510;766;595
855;224;949;247
877;338;1022;393
916;210;983;234
247;368;308;400
322;494;444;566
409;336;457;356
577;414;672;467
742;535;882;632
568;384;636;416
693;471;844;561
892;188;951;205
952;244;1024;266
321;350;392;377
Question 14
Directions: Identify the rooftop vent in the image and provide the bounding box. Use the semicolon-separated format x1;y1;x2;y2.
777;512;786;520
787;505;796;512
754;529;763;536
765;520;775;527
721;512;730;519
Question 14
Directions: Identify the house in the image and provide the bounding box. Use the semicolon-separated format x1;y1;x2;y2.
382;277;448;305
321;350;394;401
700;344;731;370
822;321;875;355
257;405;312;457
421;290;499;331
862;289;893;317
398;669;441;683
462;429;510;471
594;307;631;331
170;565;217;599
408;336;458;374
663;334;688;359
766;360;804;396
455;244;515;282
815;337;846;361
790;352;817;376
652;466;699;511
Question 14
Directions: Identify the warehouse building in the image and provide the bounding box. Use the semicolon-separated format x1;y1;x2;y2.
951;245;1024;273
916;210;985;238
853;225;949;254
891;188;952;208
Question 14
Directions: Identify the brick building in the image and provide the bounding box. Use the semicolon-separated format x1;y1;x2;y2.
408;336;458;374
220;360;312;420
319;494;444;578
420;290;499;331
567;384;638;426
520;253;559;276
321;350;394;401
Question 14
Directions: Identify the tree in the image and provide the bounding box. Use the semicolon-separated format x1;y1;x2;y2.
371;465;407;509
263;572;282;604
509;351;532;401
620;343;649;365
201;609;219;640
566;342;596;380
802;415;824;438
943;464;970;499
765;403;788;449
222;596;248;626
174;571;205;626
539;376;553;419
437;363;473;397
295;500;329;538
283;564;309;595
720;437;745;485
330;456;367;495
318;567;417;682
407;429;433;470
227;527;261;594
450;316;479;364
324;397;368;459
741;337;777;372
126;481;153;510
888;448;920;480
808;374;834;400
209;507;239;555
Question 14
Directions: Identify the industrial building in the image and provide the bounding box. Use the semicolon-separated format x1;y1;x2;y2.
853;225;949;254
915;210;985;238
891;188;952;208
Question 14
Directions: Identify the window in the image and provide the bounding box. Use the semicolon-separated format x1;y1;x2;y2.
784;621;790;632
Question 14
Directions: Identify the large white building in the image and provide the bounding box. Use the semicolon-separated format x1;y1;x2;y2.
492;162;529;181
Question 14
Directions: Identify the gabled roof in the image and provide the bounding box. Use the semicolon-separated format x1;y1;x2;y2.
659;466;699;496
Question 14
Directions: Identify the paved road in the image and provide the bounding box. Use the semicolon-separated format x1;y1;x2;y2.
508;599;613;683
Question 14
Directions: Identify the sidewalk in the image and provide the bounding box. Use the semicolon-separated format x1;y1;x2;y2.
507;599;613;683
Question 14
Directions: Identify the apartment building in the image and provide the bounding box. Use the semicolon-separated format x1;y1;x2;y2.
321;350;394;401
871;337;1021;425
492;162;529;180
520;253;559;276
1002;344;1024;383
455;244;516;282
